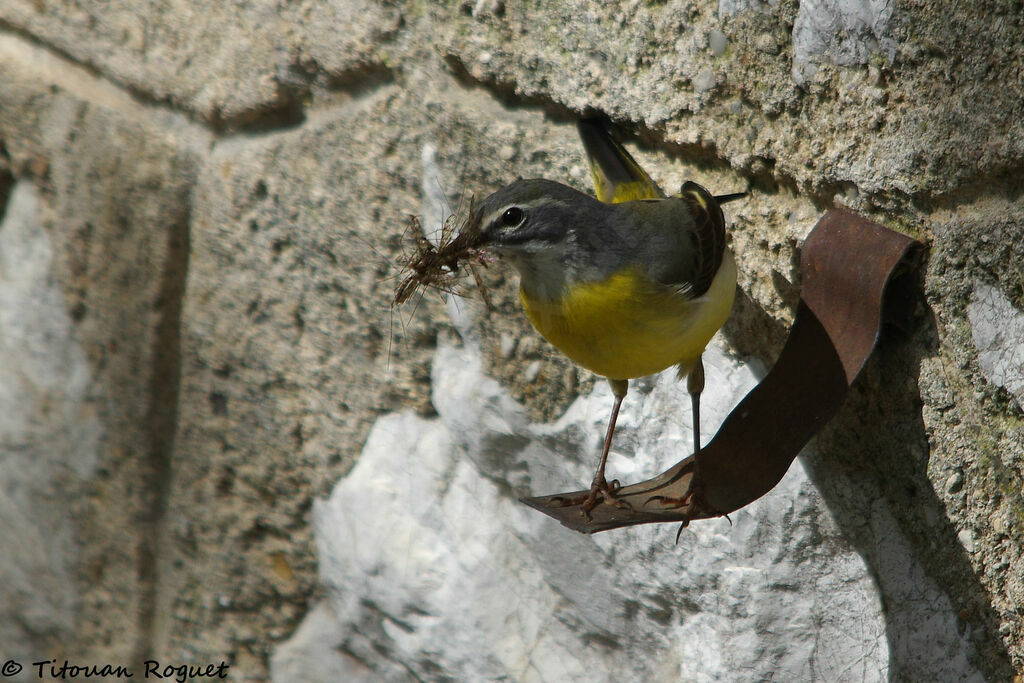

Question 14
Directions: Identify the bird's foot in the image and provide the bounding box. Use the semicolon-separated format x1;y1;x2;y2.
645;475;728;542
550;476;634;519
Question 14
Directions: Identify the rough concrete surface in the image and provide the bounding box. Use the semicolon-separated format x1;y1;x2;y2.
0;0;1021;680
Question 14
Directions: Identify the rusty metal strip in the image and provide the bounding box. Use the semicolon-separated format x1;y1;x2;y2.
521;209;925;533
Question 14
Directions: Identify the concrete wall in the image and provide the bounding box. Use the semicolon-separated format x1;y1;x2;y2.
0;0;1021;680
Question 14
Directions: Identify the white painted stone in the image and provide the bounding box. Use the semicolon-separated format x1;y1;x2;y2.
968;282;1024;409
791;0;898;84
707;30;728;58
0;182;100;657
693;67;718;93
718;0;779;17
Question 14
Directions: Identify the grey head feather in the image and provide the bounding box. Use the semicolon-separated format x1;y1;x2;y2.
475;179;618;299
475;179;604;246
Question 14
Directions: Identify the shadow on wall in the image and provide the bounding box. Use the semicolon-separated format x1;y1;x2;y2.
728;262;1014;679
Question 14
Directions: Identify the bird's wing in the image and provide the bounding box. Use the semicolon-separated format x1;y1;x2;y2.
675;182;726;298
577;118;665;203
616;191;724;299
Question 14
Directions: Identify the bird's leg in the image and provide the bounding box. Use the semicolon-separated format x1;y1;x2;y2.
581;378;631;515
687;357;705;456
682;357;709;508
645;357;717;530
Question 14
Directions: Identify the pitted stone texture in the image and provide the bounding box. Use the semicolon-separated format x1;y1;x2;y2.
438;0;1024;197
1;0;403;126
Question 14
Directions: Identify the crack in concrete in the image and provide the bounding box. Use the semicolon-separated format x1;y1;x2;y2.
0;24;396;137
439;51;791;200
133;177;192;662
0;141;14;214
438;51;1024;217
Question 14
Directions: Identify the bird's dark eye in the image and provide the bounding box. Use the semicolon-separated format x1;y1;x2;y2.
500;207;524;227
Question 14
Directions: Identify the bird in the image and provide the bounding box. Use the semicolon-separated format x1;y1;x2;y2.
473;118;741;515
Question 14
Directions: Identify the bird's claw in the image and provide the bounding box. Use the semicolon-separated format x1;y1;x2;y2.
580;477;633;519
644;476;729;542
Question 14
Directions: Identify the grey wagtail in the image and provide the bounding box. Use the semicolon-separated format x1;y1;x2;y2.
473;118;742;514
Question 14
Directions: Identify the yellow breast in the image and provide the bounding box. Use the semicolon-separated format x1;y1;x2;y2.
520;251;736;380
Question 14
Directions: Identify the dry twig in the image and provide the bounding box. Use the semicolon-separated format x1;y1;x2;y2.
392;195;492;309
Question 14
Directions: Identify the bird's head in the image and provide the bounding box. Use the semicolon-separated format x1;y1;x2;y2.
473;179;610;299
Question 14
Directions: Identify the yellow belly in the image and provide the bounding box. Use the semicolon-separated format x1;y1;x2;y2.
520;251;736;380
